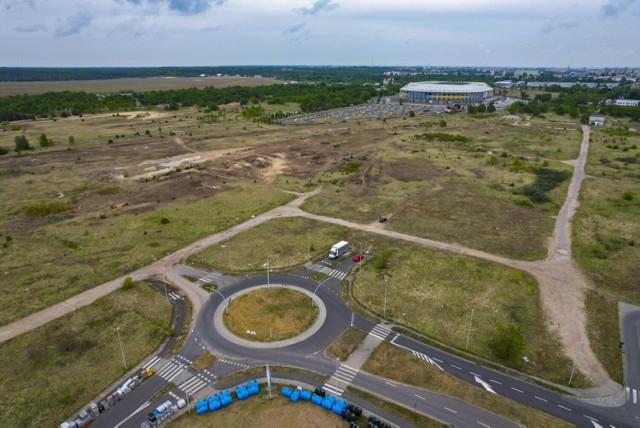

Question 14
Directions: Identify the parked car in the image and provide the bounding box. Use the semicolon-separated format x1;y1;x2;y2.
353;253;363;262
379;216;388;223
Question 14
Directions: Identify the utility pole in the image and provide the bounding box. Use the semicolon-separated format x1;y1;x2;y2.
117;327;127;370
568;340;583;386
465;309;474;349
222;243;231;270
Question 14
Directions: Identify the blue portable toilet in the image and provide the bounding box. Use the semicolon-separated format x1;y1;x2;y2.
311;394;323;405
220;394;232;406
300;389;312;401
281;386;292;397
290;389;301;402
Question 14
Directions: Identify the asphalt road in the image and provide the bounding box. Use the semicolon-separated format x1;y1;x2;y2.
94;259;637;428
619;302;640;425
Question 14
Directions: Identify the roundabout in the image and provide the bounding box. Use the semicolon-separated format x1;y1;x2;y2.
214;284;327;348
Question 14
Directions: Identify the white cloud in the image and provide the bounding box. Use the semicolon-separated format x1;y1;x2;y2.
295;0;338;15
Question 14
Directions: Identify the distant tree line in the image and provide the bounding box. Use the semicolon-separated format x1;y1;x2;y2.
0;83;381;121
508;84;640;122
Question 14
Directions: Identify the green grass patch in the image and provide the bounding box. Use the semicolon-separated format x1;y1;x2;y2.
192;353;216;371
522;168;571;203
415;132;470;143
187;217;348;271
0;183;293;325
0;282;172;427
363;342;571;428
223;288;318;341
20;200;75;216
352;239;585;383
325;327;368;361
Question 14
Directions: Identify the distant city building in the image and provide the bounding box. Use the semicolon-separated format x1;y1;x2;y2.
494;80;513;89
589;114;605;126
614;99;640;107
399;81;493;105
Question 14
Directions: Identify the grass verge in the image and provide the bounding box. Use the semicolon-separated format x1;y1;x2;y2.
192;353;217;371
0;282;172;427
363;342;572;428
223;288;318;341
325;327;368;361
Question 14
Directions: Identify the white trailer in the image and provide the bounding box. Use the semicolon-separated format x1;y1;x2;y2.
329;241;349;259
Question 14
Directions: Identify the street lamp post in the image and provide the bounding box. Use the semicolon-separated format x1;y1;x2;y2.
383;275;389;318
568;340;583;386
266;255;270;285
465;309;474;349
116;327;127;370
222;243;231;270
182;368;191;413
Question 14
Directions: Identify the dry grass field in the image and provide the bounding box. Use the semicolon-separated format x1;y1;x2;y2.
0;282;172;427
223;288;319;341
0;76;280;96
572;127;640;382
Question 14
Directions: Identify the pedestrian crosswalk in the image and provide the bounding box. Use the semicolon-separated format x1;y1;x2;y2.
168;292;181;300
322;383;345;397
177;372;212;396
156;359;186;382
626;387;639;404
143;355;162;370
332;364;359;384
368;324;392;341
307;262;348;280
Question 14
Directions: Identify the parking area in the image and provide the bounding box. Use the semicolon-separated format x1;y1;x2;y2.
277;99;448;125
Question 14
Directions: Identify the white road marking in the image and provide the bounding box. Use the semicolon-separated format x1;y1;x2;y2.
511;387;524;393
414;394;425;400
589;420;603;428
558;405;572;411
385;381;397;388
489;379;502;385
445;407;458;414
433;358;443;363
583;415;598;421
474;375;497;394
143;356;161;369
534;396;548;402
451;364;462;370
477;422;491;428
114;402;149;428
470;372;481;377
634;389;637;404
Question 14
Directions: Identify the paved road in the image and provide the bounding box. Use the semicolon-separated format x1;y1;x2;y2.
619;302;640;425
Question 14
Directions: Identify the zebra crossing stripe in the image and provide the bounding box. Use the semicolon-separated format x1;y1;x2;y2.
338;365;358;376
163;365;186;382
411;350;444;371
169;292;180;300
369;325;391;340
634;389;638;404
143;356;161;369
199;277;212;283
323;383;344;396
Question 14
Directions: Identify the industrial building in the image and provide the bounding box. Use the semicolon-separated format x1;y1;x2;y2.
399;81;494;105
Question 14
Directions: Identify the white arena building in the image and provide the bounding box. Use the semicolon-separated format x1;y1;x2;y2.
399;81;494;105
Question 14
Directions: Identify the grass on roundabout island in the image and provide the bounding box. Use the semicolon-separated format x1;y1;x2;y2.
223;288;319;341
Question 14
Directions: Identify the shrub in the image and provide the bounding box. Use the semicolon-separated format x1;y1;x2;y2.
522;168;571;203
21;201;74;216
490;323;525;363
622;190;634;201
160;217;170;224
121;276;136;290
0;146;8;155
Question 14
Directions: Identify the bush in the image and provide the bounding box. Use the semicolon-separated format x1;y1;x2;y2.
121;276;136;290
490;323;525;363
160;217;170;224
0;146;8;155
14;135;32;152
415;132;469;143
622;190;634;201
522;168;571;203
21;201;74;216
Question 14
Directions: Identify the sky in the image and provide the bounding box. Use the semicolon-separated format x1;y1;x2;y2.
1;0;639;68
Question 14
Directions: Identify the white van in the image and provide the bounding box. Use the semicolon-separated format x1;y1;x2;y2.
329;241;349;259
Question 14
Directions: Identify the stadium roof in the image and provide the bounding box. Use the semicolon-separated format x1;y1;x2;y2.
400;81;493;93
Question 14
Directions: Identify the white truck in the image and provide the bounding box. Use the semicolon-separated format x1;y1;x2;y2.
329;241;349;259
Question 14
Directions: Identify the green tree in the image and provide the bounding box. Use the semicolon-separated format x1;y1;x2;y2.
486;104;496;113
14;135;32;153
373;248;394;271
490;323;525;363
409;110;415;118
477;103;487;113
68;136;75;145
0;146;8;155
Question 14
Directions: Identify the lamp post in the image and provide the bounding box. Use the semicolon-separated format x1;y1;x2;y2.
568;340;583;386
222;242;231;270
383;275;389;318
116;327;127;370
465;309;474;349
266;255;270;285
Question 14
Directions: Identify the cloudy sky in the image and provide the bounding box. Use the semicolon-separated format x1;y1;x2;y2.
1;0;639;67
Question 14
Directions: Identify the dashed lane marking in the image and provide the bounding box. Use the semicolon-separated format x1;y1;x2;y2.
451;364;462;370
489;379;502;385
534;396;548;402
511;387;524;393
414;394;425;400
477;422;490;428
445;407;458;414
558;405;572;411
